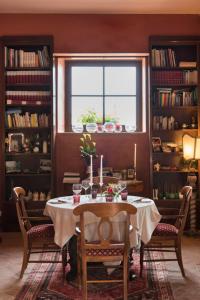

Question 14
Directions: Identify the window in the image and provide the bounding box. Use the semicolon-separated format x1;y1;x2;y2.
66;61;143;131
54;54;148;133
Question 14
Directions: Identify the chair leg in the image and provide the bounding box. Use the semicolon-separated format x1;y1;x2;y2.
20;248;29;278
140;242;144;277
61;244;68;281
175;240;185;277
82;259;87;300
123;256;128;300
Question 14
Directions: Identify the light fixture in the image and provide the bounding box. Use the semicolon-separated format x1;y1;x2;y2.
182;134;199;234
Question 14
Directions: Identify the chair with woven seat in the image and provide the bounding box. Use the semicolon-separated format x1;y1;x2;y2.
140;185;192;277
13;187;62;278
73;202;137;300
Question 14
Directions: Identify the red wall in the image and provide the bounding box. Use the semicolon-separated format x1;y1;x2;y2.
0;14;199;196
0;14;199;52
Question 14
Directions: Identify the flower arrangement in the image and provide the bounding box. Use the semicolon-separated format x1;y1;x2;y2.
104;184;118;197
103;184;119;202
80;134;97;165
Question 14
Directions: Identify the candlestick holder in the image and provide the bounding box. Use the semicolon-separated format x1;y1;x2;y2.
133;167;137;182
99;182;104;200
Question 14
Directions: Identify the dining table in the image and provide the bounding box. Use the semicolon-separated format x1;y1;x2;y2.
43;195;161;249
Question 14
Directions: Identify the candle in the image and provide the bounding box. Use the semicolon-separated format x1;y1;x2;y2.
100;155;103;186
134;144;137;170
90;155;93;186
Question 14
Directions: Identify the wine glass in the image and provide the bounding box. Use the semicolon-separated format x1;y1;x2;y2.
72;183;82;195
81;180;90;198
118;181;127;193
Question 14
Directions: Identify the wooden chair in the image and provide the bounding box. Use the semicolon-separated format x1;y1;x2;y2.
140;186;192;277
13;187;62;278
73;202;137;300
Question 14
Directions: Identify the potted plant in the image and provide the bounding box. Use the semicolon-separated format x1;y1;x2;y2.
80;134;98;173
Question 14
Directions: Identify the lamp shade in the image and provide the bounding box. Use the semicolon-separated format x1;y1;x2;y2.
182;134;195;160
194;137;200;160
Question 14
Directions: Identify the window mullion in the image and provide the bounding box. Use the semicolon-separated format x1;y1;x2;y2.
103;66;105;123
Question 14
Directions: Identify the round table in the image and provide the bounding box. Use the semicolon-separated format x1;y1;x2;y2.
44;195;161;248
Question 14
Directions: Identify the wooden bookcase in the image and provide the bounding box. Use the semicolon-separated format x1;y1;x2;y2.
0;36;54;230
150;36;200;230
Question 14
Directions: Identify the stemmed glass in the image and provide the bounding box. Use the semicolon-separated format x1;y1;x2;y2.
72;184;82;195
118;181;127;193
81;180;90;199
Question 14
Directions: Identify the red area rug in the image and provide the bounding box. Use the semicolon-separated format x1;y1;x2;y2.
15;252;174;300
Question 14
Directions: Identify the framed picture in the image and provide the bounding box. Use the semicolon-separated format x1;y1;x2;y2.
40;159;51;172
152;137;161;152
127;168;134;179
8;133;24;152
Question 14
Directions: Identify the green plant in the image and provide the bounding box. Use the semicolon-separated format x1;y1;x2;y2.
80;134;96;158
80;111;101;124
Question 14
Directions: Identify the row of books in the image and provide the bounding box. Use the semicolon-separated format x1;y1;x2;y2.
6;91;51;102
152;70;198;85
6;100;50;106
152;88;197;107
6;112;49;128
6;71;51;84
63;172;81;184
5;46;50;68
153;115;175;131
151;48;176;67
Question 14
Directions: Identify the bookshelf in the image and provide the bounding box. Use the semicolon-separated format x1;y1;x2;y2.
150;36;200;230
0;36;54;230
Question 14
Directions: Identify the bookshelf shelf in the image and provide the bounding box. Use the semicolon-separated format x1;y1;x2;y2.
150;36;200;230
0;35;54;231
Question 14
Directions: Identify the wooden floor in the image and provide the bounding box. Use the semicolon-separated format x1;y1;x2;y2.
0;232;200;300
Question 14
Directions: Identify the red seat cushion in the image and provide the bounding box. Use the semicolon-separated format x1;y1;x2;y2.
153;223;178;236
27;224;55;242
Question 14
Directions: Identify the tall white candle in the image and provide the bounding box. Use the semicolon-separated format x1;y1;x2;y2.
90;155;93;185
100;155;103;186
134;144;137;170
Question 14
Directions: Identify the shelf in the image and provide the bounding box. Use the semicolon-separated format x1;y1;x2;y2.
5;152;51;156
153;106;198;110
5;67;51;71
6;83;51;88
5;173;51;177
153;152;183;155
152;84;197;88
6;103;51;108
153;128;198;133
153;170;198;174
152;67;197;71
5;127;50;132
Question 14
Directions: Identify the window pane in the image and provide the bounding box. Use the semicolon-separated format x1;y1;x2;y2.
105;96;136;127
71;67;103;95
71;96;103;124
105;66;136;95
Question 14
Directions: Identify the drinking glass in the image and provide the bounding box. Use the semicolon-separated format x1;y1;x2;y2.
72;183;82;195
81;180;90;198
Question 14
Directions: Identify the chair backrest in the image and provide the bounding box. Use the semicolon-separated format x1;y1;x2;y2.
175;186;192;233
13;187;32;232
73;202;137;253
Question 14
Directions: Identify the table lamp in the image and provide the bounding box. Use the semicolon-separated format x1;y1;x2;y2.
182;134;200;233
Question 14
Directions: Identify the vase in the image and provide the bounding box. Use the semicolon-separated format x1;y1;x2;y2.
106;195;114;202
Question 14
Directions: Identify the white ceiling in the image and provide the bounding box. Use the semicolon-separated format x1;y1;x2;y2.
0;0;200;14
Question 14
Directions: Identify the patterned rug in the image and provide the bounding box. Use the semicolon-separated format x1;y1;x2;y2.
15;252;174;300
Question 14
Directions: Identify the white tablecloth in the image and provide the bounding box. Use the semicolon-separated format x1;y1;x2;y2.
44;195;161;248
